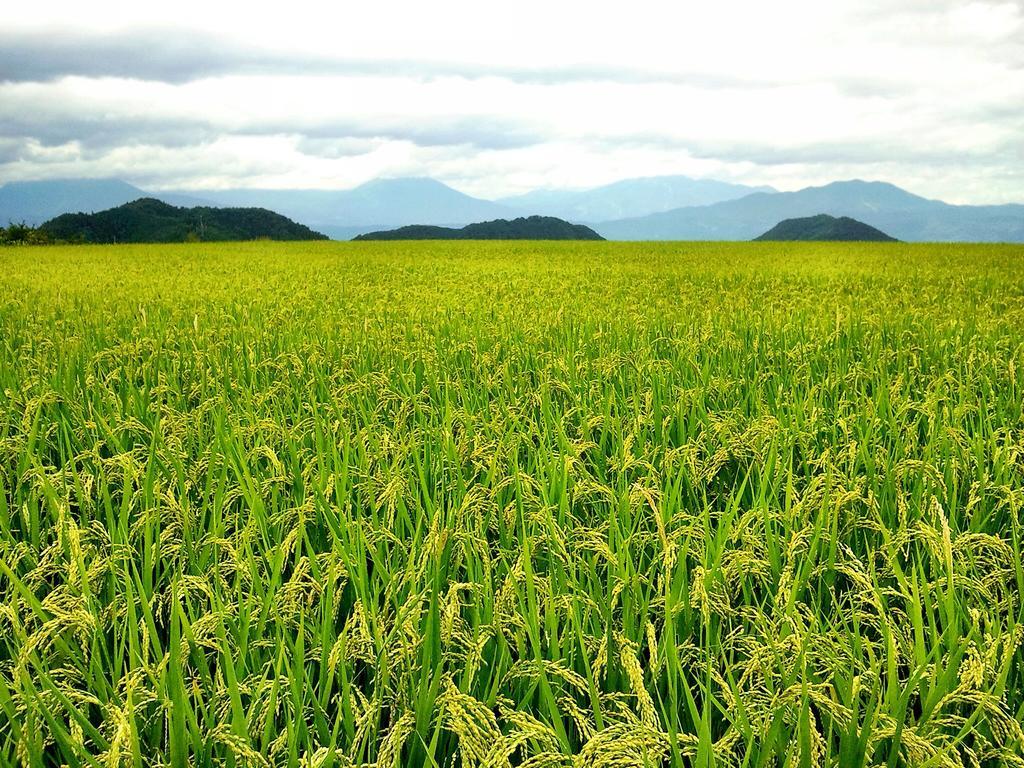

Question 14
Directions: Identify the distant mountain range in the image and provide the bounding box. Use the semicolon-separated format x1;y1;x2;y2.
41;198;327;243
595;180;1024;242
497;176;773;221
2;176;1022;242
0;176;771;238
754;214;897;242
183;178;513;237
354;216;603;241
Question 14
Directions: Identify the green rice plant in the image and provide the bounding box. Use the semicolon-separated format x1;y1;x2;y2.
0;240;1022;767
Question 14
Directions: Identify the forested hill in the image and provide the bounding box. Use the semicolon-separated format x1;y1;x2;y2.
754;213;898;242
353;215;605;240
40;198;328;243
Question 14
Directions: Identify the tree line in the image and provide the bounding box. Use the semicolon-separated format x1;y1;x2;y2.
0;222;53;245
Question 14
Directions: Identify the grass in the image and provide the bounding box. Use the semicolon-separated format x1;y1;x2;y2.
0;240;1022;767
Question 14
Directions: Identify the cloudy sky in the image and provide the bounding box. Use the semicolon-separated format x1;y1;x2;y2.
2;1;1022;202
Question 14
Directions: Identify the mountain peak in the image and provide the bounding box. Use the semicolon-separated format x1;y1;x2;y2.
811;179;927;200
354;177;460;193
498;174;771;221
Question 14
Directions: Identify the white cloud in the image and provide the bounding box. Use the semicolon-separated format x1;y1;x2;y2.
1;0;1022;202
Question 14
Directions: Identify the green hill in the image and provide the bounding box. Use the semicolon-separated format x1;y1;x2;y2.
353;215;604;241
754;213;897;242
40;198;327;243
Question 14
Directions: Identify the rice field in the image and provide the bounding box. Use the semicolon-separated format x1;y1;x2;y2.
1;240;1023;767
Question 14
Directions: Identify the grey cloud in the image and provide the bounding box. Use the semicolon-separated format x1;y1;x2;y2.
0;94;549;154
293;137;382;160
285;118;546;151
583;130;1020;168
847;0;1021;27
0;28;958;113
0;110;221;153
688;140;1024;167
0;142;296;190
0;138;27;164
681;138;1021;168
831;77;914;99
1;30;287;84
0;28;780;89
847;0;1024;60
